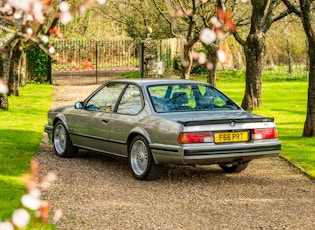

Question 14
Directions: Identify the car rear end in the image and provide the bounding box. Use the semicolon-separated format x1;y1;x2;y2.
150;111;281;166
145;80;281;168
177;114;280;165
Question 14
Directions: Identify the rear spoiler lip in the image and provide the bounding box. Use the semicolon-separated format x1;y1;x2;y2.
177;117;274;126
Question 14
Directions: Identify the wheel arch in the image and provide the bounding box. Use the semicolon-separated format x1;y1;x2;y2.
127;128;151;153
53;113;68;129
52;114;68;141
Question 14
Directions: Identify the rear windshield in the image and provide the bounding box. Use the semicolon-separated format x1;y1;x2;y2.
148;84;240;113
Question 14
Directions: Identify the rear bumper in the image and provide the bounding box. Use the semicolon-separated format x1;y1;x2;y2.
151;141;281;165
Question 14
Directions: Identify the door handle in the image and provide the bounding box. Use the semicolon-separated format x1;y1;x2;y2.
102;119;109;123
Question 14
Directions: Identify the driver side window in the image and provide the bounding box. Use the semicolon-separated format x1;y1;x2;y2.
86;83;125;112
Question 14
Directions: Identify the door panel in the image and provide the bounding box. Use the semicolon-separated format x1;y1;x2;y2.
67;82;126;153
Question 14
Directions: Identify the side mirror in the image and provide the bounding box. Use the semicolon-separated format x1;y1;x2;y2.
75;101;84;109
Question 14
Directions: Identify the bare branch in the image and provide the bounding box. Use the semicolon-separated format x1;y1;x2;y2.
281;0;301;17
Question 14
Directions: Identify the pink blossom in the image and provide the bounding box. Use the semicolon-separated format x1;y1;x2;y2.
207;62;214;70
12;209;30;228
198;52;207;64
59;1;70;12
21;194;41;210
1;4;13;15
40;171;57;190
210;16;222;28
80;5;87;14
0;79;9;95
59;11;72;24
29;188;41;198
0;221;14;230
217;49;227;63
97;0;107;5
199;28;217;45
13;10;23;19
26;28;33;35
40;35;49;43
192;51;200;61
49;46;56;54
53;209;63;223
7;0;33;12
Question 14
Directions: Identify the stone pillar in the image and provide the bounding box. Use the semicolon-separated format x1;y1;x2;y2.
140;27;158;78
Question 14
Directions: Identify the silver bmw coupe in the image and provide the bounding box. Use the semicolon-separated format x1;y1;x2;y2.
45;79;281;180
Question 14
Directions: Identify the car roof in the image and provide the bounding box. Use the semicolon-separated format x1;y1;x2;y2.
108;78;208;87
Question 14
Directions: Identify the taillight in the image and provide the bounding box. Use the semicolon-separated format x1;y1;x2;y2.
178;132;213;144
252;128;278;140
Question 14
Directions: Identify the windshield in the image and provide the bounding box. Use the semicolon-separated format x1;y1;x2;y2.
148;84;240;113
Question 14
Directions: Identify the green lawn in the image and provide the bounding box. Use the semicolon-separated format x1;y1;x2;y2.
0;84;52;221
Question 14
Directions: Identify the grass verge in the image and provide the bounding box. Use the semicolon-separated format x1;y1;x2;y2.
0;84;52;221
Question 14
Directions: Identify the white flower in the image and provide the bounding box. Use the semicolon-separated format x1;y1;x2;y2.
59;12;72;24
97;0;107;5
8;0;33;12
0;221;14;230
40;35;49;43
49;46;55;54
207;62;214;70
0;79;9;95
53;209;63;223
12;209;30;228
59;1;69;12
210;16;222;28
29;188;41;198
79;5;87;14
198;52;207;64
26;28;33;35
199;28;217;45
217;49;227;63
13;11;23;19
21;194;41;210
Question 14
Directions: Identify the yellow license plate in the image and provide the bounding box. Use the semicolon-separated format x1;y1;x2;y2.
214;131;249;143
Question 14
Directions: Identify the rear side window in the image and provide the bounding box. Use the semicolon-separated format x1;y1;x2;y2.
117;84;143;115
148;84;239;113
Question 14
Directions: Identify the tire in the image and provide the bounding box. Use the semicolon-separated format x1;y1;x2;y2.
219;161;249;173
53;121;78;158
129;135;163;181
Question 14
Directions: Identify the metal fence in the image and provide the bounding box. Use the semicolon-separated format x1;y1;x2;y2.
51;40;141;85
51;38;183;85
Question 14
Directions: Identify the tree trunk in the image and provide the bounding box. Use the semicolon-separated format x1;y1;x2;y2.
8;44;23;96
0;51;10;110
0;94;9;110
303;46;315;136
298;0;315;136
205;43;219;86
180;44;193;79
241;33;265;111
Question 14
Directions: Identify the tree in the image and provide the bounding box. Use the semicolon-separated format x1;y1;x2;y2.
282;0;315;136
95;0;172;40
153;0;234;83
232;0;292;111
0;0;105;110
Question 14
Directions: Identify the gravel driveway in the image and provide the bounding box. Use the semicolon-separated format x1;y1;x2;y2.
36;85;315;230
